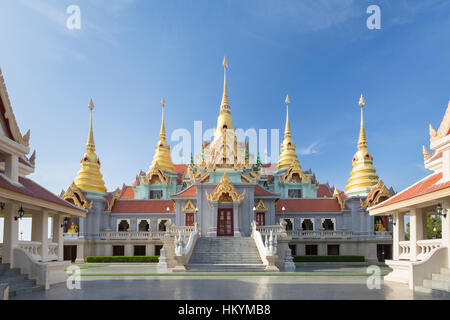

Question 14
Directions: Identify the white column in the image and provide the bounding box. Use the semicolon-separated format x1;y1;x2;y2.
233;203;241;237
442;199;450;266
393;212;404;260
409;209;424;262
52;215;64;261
32;210;49;262
2;203;19;266
5;155;19;182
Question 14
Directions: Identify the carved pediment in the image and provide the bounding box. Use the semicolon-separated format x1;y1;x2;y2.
281;161;310;183
144;162;170;184
360;180;393;208
182;200;196;212
62;182;93;209
255;199;268;211
430;101;450;143
205;173;245;202
106;188;120;211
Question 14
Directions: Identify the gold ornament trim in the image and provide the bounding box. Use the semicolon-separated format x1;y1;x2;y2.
144;162;170;184
280;161;310;183
360;180;393;208
106;188;121;211
182;200;196;212
429;101;450;143
205;172;245;202
333;187;346;210
255;199;268;211
62;182;93;209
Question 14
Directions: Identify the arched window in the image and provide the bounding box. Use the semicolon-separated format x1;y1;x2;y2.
158;220;168;232
138;220;149;232
302;219;314;231
118;220;130;232
322;219;334;231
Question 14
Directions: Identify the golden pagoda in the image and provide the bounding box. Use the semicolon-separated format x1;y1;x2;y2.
345;94;379;196
215;56;233;134
277;95;301;171
148;97;175;172
74;99;107;193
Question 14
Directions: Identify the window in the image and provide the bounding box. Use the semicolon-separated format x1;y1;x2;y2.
288;189;301;199
118;220;130;232
150;190;163;199
138;220;150;232
305;245;318;256
327;245;339;256
289;244;296;255
113;246;125;256
134;245;146;256
158;220;168;231
322;219;335;231
283;219;293;231
301;219;314;231
155;245;163;256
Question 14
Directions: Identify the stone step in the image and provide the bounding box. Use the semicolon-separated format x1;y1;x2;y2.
9;285;44;298
440;268;450;276
423;279;450;292
186;264;266;272
0;268;21;277
432;273;450;282
0;276;34;286
0;264;11;274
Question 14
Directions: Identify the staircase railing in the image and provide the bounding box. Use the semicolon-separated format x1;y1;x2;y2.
251;221;281;271
12;247;50;290
172;222;200;272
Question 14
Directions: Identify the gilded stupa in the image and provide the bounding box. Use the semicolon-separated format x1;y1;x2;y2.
148;97;176;172
345;94;379;196
277;95;301;171
74;99;107;193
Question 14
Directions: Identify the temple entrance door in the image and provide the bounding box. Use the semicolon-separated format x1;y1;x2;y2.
256;212;265;226
217;208;234;236
185;213;194;226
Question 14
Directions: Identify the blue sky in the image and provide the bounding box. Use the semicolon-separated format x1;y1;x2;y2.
1;0;450;195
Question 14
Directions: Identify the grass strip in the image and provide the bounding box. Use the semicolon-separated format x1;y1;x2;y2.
80;272;390;277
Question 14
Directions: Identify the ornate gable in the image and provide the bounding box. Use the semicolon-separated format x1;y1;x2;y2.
333;187;346;210
62;182;93;209
182;199;196;212
280;161;310;183
255;199;268;211
144;162;170;184
205;173;245;202
360;180;393;208
106;188;120;211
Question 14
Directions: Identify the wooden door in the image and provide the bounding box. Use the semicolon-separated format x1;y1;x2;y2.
217;208;234;236
185;213;194;226
256;212;265;226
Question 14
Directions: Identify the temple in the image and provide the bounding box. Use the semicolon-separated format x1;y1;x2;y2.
62;58;393;270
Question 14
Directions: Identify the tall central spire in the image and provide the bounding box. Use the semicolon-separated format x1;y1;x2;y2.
149;97;175;173
74;99;107;193
277;94;300;171
345;94;379;196
221;56;230;108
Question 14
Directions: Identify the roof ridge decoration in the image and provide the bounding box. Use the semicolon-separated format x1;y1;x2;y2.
106;188;120;211
182;199;196;212
255;199;268;211
0;67;30;147
429;100;450;143
360;179;394;208
62;182;93;209
74;99;107;193
332;187;346;210
280;160;310;183
145;161;170;184
423;145;431;161
205;172;245;202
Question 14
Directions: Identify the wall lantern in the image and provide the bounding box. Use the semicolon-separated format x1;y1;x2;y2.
252;206;256;212
15;206;24;221
61;217;69;228
388;215;396;226
166;207;170;212
436;203;447;218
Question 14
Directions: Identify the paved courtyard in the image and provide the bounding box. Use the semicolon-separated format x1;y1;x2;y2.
10;264;448;300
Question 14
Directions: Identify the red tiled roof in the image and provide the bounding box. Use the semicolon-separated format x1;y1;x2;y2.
173;185;197;197
0;173;85;211
254;185;279;197
374;172;450;209
275;199;342;212
431;152;443;161
174;164;188;173
120;186;134;199
317;184;333;197
111;200;175;213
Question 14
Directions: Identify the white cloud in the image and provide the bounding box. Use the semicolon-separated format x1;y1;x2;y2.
299;141;320;155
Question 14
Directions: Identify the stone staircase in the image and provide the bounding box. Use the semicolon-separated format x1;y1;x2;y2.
0;263;44;298
416;267;450;298
186;237;266;272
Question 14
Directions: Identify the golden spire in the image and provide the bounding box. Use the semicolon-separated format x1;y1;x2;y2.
277;94;301;171
345;94;379;196
74;99;107;193
149;97;175;173
221;56;230;108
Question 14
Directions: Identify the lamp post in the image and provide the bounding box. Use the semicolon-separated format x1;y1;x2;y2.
388;215;396;226
436;203;447;218
14;206;24;221
433;227;437;239
282;206;286;221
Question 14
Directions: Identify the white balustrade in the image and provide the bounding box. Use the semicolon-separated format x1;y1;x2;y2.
375;231;393;239
63;233;80;239
416;239;442;261
99;230;168;240
256;225;284;235
48;243;58;261
18;241;42;261
287;230;353;239
399;241;411;260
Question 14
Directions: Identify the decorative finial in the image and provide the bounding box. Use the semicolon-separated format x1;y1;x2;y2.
161;97;166;108
285;94;290;105
222;56;228;69
359;94;365;107
89;98;95;111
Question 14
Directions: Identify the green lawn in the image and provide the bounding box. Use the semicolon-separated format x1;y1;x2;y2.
80;272;391;277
